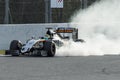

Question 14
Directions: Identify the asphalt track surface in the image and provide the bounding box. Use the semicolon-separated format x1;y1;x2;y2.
1;55;120;80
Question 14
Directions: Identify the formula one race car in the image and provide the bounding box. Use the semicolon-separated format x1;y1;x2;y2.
7;27;84;57
9;38;56;57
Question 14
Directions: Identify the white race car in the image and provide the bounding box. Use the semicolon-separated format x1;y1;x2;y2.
7;27;84;57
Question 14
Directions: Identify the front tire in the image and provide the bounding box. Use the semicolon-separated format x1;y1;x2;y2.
10;40;22;56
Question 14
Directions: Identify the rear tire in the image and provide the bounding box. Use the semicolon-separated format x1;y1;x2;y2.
43;41;56;57
10;40;22;56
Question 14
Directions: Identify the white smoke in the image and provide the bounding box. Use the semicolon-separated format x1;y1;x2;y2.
56;0;120;56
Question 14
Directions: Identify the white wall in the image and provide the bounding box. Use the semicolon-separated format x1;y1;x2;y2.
0;23;71;50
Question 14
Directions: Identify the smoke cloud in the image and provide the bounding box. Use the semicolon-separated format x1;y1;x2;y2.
56;0;120;56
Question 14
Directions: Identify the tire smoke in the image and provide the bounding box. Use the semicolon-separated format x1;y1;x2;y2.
56;0;120;56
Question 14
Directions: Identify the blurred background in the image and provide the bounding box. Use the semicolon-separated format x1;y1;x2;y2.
0;0;100;24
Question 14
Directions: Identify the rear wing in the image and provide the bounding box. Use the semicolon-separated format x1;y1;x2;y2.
55;27;76;33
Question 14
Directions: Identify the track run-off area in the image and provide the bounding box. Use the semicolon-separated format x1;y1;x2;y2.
1;55;120;80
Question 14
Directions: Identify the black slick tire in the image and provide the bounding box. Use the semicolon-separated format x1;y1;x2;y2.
43;41;56;57
10;40;21;56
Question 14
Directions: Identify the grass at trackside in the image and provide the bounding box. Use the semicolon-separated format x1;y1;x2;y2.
0;50;5;55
